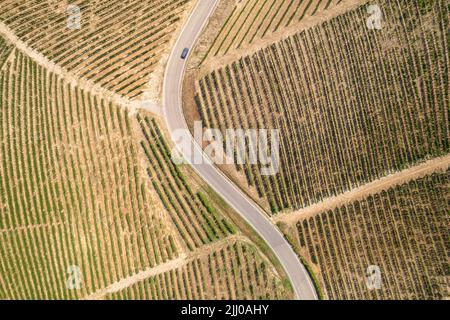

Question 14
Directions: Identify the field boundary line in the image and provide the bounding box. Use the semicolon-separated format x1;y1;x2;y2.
274;154;450;224
81;235;243;300
81;254;189;300
0;21;152;113
0;220;66;234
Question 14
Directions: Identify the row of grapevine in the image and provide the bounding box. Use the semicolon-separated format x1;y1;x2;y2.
137;115;236;252
0;35;13;70
204;0;343;60
0;48;178;299
105;239;291;300
0;0;192;99
290;170;449;300
194;0;449;213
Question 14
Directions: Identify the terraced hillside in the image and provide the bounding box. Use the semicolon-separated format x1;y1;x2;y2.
280;170;450;300
0;34;291;299
0;0;193;99
189;0;449;213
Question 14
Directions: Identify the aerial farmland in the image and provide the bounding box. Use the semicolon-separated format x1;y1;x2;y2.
0;0;448;303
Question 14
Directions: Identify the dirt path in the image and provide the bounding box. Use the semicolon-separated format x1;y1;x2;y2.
0;21;159;114
81;254;189;300
275;154;450;225
196;0;369;76
81;235;244;300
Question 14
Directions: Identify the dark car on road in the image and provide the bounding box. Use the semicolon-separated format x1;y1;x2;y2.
181;48;189;59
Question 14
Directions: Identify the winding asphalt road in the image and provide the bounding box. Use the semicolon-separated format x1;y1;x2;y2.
162;0;318;300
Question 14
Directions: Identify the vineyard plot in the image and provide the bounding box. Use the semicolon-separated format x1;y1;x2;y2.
0;0;193;99
193;0;449;213
0;49;181;299
287;170;450;300
203;0;346;61
105;239;291;300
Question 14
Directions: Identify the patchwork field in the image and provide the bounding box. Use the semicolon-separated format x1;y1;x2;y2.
105;238;290;300
1;0;448;302
0;0;194;99
279;170;450;300
204;0;344;60
0;29;292;299
188;0;449;213
138;115;236;251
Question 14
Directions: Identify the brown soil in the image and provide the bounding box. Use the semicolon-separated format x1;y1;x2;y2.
275;154;450;225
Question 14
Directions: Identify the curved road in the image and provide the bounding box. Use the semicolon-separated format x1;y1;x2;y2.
162;0;318;300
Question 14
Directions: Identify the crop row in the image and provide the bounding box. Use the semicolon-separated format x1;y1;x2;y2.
0;0;192;99
294;170;449;300
137;115;236;252
0;35;13;70
194;0;449;213
205;0;341;60
106;240;290;300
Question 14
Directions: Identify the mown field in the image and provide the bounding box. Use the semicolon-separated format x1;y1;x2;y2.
0;32;291;299
191;0;449;213
280;170;449;300
0;0;193;99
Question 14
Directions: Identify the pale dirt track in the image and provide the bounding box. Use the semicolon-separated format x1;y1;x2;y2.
275;155;450;225
0;1;316;300
82;235;249;300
